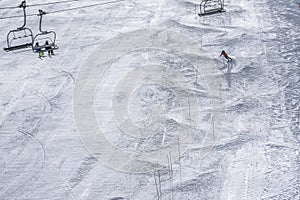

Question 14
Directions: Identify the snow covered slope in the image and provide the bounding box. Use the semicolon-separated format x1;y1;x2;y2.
0;0;299;199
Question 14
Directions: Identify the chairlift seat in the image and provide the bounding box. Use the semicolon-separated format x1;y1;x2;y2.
198;8;225;16
33;44;58;53
3;43;32;52
198;0;226;16
33;30;58;53
3;2;35;53
4;28;34;52
32;10;59;55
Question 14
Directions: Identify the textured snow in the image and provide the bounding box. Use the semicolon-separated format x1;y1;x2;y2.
0;0;299;199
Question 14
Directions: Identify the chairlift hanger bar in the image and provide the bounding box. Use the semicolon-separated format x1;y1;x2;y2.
0;0;80;10
38;10;47;33
0;0;125;20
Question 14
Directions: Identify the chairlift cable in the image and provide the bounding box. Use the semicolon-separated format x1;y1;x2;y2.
47;0;124;14
0;0;124;20
0;0;79;10
28;0;80;8
0;5;17;10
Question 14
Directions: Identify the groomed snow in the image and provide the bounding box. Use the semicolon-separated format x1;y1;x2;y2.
0;0;299;199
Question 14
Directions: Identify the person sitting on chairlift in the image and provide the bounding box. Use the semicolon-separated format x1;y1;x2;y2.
220;50;232;62
45;40;55;57
35;42;44;58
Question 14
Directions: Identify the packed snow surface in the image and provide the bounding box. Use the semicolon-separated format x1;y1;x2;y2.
0;0;299;199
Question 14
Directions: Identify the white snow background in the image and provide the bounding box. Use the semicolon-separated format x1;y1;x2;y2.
0;0;299;199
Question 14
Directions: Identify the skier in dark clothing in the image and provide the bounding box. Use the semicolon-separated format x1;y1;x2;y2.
220;50;232;62
35;42;44;58
45;40;55;57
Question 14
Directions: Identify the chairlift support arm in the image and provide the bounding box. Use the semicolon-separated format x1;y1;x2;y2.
18;0;27;30
38;10;47;33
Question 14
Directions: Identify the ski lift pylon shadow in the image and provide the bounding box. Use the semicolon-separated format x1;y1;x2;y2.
3;1;34;52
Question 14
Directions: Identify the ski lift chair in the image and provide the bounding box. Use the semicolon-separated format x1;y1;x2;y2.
3;1;34;52
198;0;226;16
32;10;58;54
33;31;58;53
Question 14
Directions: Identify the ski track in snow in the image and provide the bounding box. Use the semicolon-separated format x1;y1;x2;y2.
0;0;299;199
